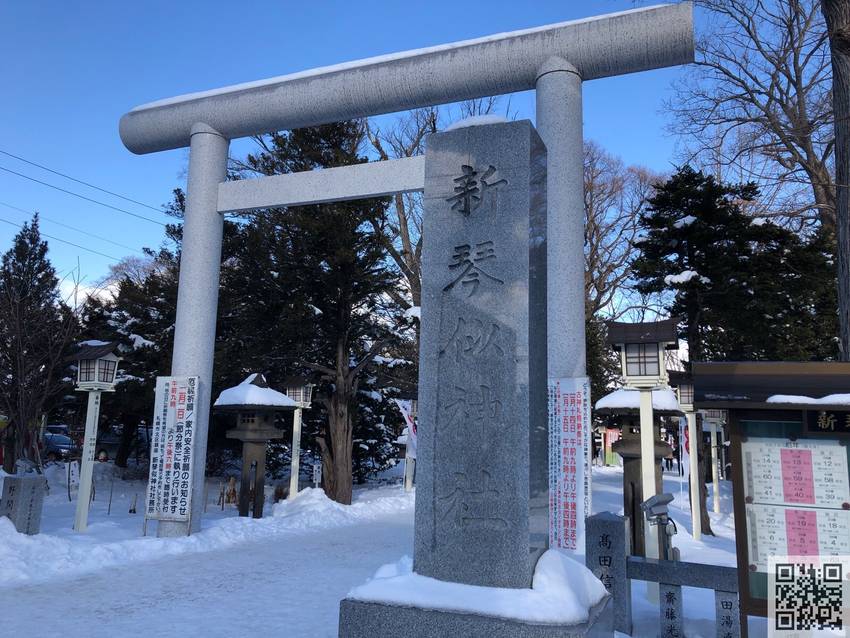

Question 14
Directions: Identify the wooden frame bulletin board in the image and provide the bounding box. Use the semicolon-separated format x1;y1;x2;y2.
728;408;850;630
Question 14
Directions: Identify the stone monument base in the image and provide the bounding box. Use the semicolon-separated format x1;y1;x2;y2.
338;594;612;638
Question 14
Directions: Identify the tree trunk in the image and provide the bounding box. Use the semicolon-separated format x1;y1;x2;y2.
695;413;714;536
822;0;850;359
114;415;140;468
2;428;15;474
320;391;353;505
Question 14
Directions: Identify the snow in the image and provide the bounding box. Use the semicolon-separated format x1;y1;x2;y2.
132;6;653;112
78;339;111;347
766;393;850;406
673;215;696;228
595;387;682;412
213;374;297;408
664;270;710;285
1;463;766;637
349;549;605;624
444;114;509;131
128;333;154;349
404;306;421;320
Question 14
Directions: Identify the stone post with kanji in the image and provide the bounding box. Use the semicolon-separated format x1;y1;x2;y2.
413;120;549;588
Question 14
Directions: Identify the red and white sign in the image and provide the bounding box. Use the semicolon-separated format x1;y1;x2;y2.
145;376;198;524
548;377;592;553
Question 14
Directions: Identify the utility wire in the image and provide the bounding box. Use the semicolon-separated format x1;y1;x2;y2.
0;165;166;226
0;200;143;254
0;149;163;212
0;215;121;261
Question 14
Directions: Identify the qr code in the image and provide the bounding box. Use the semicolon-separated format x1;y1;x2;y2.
769;556;850;637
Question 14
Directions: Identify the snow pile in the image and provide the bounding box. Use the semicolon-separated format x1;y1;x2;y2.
664;270;710;285
595;387;681;412
271;487;413;529
214;373;296;408
673;215;696;228
348;549;606;625
445;114;508;131
404;306;421;320
0;485;413;588
766;394;850;406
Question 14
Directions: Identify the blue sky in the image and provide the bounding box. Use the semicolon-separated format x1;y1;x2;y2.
0;1;691;287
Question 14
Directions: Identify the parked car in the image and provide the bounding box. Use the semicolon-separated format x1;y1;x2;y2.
96;427;150;462
43;433;78;461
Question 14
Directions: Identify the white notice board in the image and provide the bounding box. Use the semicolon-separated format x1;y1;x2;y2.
145;376;199;524
741;436;850;571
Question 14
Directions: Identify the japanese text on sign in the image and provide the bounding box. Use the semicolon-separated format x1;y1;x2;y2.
548;377;592;552
145;376;198;523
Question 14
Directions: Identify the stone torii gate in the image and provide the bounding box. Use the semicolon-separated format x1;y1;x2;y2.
120;3;694;537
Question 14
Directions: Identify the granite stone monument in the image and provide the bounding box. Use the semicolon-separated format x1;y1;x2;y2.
339;121;610;637
413;119;549;589
1;475;45;535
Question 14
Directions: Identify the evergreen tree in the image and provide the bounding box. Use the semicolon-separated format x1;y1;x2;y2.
632;166;838;362
0;215;77;471
79;253;178;467
234;122;406;504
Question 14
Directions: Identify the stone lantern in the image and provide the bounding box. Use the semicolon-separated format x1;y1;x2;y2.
605;318;680;590
213;374;296;518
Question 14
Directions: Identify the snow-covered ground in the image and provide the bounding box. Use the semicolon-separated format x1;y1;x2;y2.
1;463;766;637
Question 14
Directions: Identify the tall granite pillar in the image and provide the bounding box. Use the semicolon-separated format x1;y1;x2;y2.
413;120;549;588
340;121;612;638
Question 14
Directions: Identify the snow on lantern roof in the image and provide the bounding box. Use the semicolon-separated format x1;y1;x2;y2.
594;387;683;415
214;373;297;411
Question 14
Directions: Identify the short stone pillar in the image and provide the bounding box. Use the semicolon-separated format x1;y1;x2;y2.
213;374;296;518
612;426;670;557
586;512;632;636
1;475;45;535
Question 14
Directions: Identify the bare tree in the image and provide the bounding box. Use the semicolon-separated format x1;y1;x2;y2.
366;107;437;311
584;141;659;320
670;0;834;229
821;0;850;357
365;99;512;314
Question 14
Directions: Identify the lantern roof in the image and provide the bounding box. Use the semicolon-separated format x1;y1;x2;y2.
605;318;680;348
594;387;683;416
214;373;297;412
68;340;120;361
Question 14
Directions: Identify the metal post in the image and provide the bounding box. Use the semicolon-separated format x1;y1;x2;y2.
639;388;659;602
74;390;101;532
158;123;229;537
710;419;721;513
687;410;701;540
289;407;302;499
535;57;585;380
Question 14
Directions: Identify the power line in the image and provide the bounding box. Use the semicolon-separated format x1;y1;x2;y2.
0;200;143;254
0;215;121;261
0;165;166;226
0;149;163;212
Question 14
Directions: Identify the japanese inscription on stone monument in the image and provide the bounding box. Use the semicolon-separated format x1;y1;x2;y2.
414;120;548;590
